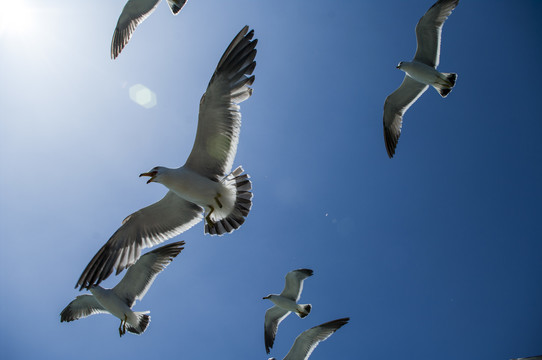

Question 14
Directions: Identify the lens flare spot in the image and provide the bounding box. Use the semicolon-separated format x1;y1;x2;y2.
129;84;157;109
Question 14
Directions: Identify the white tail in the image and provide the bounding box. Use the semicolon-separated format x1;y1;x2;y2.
296;304;312;318
126;312;151;335
433;72;457;98
205;166;253;235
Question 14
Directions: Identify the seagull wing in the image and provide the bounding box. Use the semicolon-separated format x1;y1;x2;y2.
60;294;108;322
281;269;314;301
183;26;257;180
264;305;291;354
76;191;202;290
113;241;184;307
413;0;459;68
383;76;429;158
166;0;187;14
111;0;161;59
283;318;350;360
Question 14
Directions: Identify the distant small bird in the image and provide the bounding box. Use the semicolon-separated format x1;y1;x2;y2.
263;269;314;354
61;241;184;337
76;26;256;290
269;318;350;360
111;0;188;59
383;0;459;158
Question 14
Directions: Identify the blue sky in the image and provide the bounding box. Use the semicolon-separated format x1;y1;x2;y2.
1;0;541;359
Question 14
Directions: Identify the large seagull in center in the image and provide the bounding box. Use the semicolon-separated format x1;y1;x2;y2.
76;26;256;290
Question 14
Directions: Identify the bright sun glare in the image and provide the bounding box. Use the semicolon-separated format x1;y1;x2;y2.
0;0;37;37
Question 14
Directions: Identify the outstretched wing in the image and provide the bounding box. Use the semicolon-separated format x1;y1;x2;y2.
264;305;291;354
184;26;257;180
383;76;428;158
76;191;202;290
414;0;459;68
60;294;107;322
281;268;314;301
111;0;161;59
113;241;185;307
283;318;350;360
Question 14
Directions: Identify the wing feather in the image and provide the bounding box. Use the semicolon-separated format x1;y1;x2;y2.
113;241;185;307
281;269;314;301
184;26;257;180
76;191;202;290
413;0;459;67
60;294;107;322
383;76;429;158
264;306;291;354
111;0;161;59
283;318;350;360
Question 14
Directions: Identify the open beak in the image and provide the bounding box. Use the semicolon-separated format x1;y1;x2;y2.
139;171;157;184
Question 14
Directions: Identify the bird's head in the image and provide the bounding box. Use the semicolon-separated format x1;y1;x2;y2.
396;61;404;69
139;166;166;184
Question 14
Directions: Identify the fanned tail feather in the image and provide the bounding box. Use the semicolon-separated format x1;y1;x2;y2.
434;72;457;98
126;312;150;335
445;72;457;87
296;304;312;318
205;166;252;235
167;0;187;14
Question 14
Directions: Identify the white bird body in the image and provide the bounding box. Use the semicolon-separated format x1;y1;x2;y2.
398;61;451;87
265;295;309;315
156;166;237;220
89;286;144;330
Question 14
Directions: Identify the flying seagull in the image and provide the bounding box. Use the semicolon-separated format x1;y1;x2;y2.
76;26;256;290
61;241;184;337
269;318;350;360
111;0;188;59
383;0;459;158
263;269;314;354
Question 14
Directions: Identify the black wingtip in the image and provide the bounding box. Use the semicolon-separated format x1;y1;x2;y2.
321;317;350;329
296;268;314;277
383;126;398;158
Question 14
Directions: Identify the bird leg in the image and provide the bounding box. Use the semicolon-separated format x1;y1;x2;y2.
206;205;215;228
214;193;223;208
118;314;128;337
